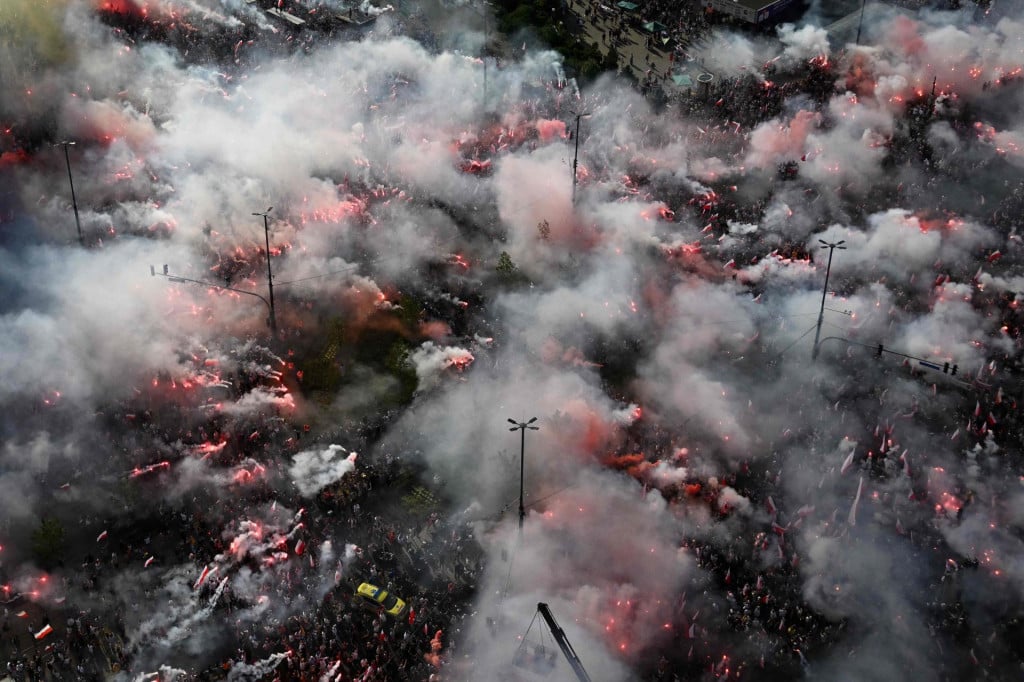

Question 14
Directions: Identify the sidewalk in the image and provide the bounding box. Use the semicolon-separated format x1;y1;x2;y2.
562;0;678;84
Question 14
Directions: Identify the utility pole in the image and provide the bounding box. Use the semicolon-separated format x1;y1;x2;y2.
812;239;846;360
508;417;539;530
58;141;83;245
855;0;867;46
570;110;590;205
482;3;489;111
252;207;277;334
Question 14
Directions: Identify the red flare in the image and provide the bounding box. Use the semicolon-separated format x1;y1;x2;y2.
194;564;216;590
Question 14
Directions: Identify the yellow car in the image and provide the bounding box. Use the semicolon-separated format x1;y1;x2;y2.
356;582;407;617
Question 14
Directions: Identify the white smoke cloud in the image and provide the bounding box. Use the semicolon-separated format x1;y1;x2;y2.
410;341;475;390
289;444;358;496
3;1;1024;679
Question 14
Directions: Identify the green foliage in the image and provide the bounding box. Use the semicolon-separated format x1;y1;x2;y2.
31;516;65;568
493;0;612;84
496;251;517;275
384;341;418;404
301;356;343;393
499;4;535;33
297;319;346;393
402;485;442;513
603;45;621;73
394;295;424;330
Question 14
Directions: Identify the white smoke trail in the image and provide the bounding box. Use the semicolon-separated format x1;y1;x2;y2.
289;445;358;496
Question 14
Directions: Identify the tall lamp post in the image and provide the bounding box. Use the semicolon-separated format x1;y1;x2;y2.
58;141;83;245
812;239;846;360
855;0;867;46
570;110;590;205
252;207;278;334
508;417;539;530
479;0;492;111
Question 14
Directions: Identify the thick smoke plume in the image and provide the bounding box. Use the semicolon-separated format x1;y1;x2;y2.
2;0;1024;681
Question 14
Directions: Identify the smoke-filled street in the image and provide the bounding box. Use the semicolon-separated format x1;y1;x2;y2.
1;0;1024;680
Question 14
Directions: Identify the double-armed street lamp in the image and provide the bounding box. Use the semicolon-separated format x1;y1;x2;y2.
508;417;539;530
570;110;590;205
151;264;276;334
56;141;83;245
252;207;278;334
812;239;846;360
856;0;867;46
150;206;280;335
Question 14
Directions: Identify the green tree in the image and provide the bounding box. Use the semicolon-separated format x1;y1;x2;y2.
384;341;418;404
603;45;621;73
31;516;65;568
537;220;550;240
496;251;517;275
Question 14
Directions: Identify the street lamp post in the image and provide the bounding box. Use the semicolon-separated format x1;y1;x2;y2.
252;207;277;334
570;110;590;205
481;1;490;111
151;264;276;333
508;417;539;530
812;239;846;360
58;141;83;245
855;0;867;46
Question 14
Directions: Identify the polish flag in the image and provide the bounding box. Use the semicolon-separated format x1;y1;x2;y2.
144;557;155;568
34;624;54;640
96;530;108;542
16;611;28;618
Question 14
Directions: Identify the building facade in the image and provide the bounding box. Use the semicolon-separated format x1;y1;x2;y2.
704;0;800;24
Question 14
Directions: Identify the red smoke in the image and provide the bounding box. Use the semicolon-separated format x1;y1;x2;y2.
96;0;148;19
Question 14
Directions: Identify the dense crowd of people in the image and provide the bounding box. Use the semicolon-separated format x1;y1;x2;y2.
3;0;1022;680
1;450;487;681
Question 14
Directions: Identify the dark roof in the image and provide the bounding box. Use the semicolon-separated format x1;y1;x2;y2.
727;0;789;11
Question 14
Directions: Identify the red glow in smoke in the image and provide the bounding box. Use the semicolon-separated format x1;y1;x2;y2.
459;158;492;175
0;150;30;167
128;461;171;478
936;491;962;516
96;0;148;19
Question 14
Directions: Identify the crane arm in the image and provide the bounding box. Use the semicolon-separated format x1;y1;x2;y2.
536;603;592;682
